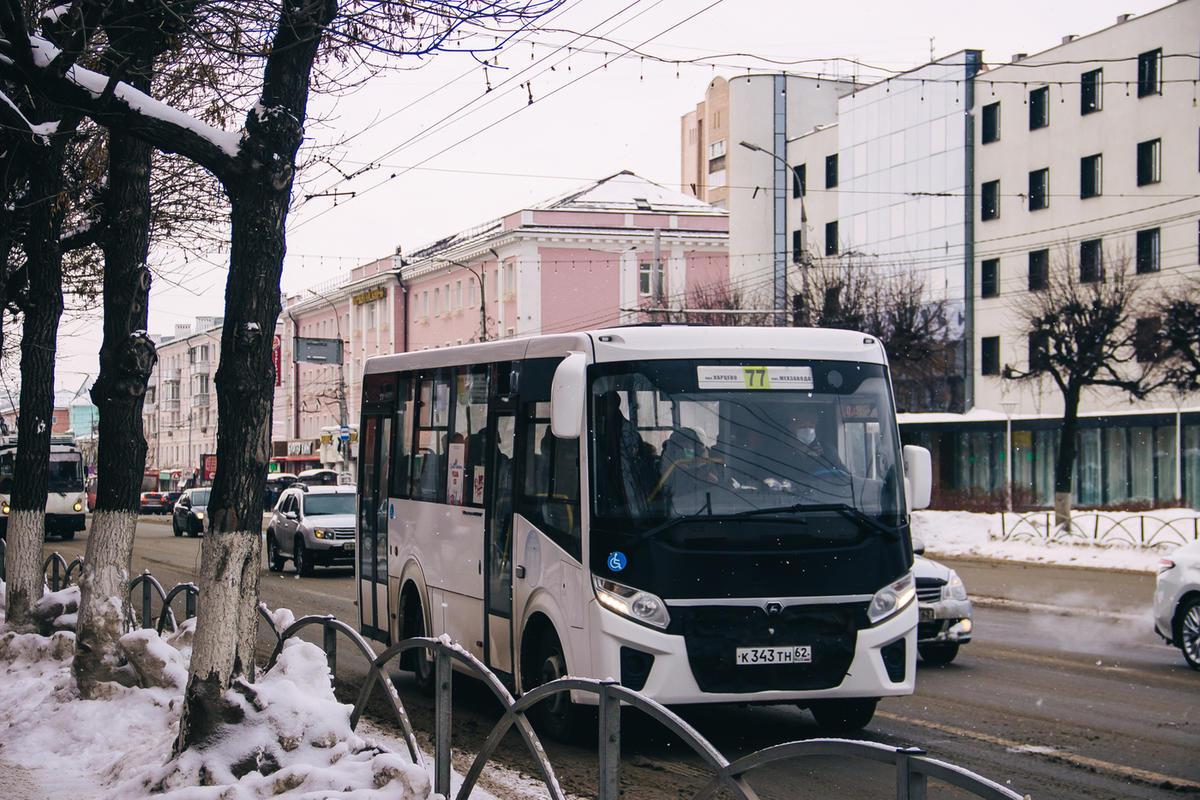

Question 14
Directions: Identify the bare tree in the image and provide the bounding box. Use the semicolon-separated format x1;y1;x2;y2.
1158;281;1200;393
1002;252;1156;526
654;279;775;326
1;0;562;759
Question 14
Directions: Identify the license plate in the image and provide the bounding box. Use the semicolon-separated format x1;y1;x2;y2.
919;607;935;622
735;646;811;665
343;542;355;551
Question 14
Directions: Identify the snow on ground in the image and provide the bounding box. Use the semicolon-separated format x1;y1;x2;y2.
1;509;1197;798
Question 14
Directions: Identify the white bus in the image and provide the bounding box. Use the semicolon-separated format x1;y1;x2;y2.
0;436;87;540
356;326;931;734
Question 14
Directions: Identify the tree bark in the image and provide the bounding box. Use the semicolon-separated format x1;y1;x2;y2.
1053;384;1081;528
176;0;336;755
74;70;157;694
6;133;67;631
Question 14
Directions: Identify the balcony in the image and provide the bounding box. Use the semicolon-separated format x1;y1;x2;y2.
143;402;157;415
162;398;180;412
190;359;211;374
191;393;210;408
163;369;181;383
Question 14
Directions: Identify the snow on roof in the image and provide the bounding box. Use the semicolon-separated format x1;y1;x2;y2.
537;170;727;215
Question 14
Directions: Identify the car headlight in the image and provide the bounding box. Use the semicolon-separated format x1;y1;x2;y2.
195;511;205;521
945;571;968;601
592;575;670;630
867;572;915;625
73;500;83;512
313;528;332;539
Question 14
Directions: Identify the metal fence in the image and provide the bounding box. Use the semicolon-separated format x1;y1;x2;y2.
999;511;1200;548
21;556;1030;800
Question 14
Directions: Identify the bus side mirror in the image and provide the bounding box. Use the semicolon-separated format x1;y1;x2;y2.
550;351;587;439
903;445;931;510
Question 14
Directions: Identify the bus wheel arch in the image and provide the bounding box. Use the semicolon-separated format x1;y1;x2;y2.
520;614;582;741
399;580;434;693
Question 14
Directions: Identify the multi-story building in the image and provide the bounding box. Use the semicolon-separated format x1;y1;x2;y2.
268;170;728;475
685;0;1200;509
143;317;222;488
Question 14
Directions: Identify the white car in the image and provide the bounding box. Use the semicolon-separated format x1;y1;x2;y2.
266;485;357;576
912;538;973;665
1154;539;1200;670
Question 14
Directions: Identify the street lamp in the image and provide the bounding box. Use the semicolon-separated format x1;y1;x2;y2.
1001;400;1018;511
739;140;809;326
439;258;489;342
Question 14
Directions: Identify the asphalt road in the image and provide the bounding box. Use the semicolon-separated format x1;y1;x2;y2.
41;517;1200;800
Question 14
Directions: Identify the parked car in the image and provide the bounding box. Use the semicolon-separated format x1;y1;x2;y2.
139;491;167;514
912;538;973;665
172;487;211;537
163;491;182;513
266;485;356;576
1154;539;1200;670
264;472;298;512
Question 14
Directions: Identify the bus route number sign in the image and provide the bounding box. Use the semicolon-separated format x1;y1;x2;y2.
697;366;814;391
735;645;812;665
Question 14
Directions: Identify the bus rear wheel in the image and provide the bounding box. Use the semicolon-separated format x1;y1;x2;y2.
530;632;582;742
401;590;435;695
806;698;878;735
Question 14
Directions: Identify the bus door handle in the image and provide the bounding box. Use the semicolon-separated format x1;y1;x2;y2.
515;565;525;579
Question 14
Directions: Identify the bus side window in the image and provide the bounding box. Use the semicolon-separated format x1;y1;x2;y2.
517;361;581;561
389;376;414;499
413;373;451;502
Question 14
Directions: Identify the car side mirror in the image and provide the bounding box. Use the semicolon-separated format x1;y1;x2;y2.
285;510;298;521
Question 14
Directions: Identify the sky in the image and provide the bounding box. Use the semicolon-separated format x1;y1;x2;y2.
0;508;1187;798
35;0;1172;397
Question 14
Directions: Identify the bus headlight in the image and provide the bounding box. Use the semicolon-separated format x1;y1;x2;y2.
867;572;915;625
592;575;670;630
73;500;83;512
1;502;9;514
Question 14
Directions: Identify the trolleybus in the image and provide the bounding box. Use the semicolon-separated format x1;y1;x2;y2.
0;436;87;540
355;326;931;734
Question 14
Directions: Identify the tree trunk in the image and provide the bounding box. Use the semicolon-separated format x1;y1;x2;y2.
176;0;337;754
74;111;157;693
5;137;67;631
1053;385;1082;529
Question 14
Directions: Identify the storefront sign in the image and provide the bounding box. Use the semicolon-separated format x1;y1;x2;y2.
352;286;386;306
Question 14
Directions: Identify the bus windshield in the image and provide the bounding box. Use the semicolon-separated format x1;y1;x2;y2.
589;359;904;532
49;453;84;494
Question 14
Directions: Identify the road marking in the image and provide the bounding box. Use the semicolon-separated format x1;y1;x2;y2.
876;711;1200;792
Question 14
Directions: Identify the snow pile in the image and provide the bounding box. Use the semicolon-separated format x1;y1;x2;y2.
911;509;1186;572
0;594;431;799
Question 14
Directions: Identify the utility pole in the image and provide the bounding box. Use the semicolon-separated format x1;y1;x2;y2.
441;258;489;342
740;139;808;326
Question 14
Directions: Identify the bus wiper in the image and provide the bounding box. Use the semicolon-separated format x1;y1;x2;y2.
635;493;715;544
729;502;902;537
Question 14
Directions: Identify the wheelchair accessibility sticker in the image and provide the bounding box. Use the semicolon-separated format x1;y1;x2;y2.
607;551;627;572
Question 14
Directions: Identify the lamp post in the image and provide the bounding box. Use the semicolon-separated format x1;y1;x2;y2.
439;259;489;342
739;140;808;326
1001;400;1018;511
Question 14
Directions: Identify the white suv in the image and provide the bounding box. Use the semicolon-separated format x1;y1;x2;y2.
266;485;356;576
1154;539;1200;670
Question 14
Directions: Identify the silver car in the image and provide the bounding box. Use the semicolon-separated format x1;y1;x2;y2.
266;485;356;576
1154;539;1200;670
912;537;973;665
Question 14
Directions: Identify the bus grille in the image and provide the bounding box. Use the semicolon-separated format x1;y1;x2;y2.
671;604;863;693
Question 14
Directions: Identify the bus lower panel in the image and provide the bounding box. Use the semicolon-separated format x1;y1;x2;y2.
673;604;866;693
46;514;86;533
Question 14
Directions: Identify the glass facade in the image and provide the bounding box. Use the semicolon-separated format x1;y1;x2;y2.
902;413;1200;510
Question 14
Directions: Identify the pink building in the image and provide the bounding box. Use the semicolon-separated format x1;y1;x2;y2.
271;171;728;474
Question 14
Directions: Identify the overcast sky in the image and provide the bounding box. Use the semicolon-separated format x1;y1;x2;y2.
39;0;1170;399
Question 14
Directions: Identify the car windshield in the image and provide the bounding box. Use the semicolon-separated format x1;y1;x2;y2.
589;359;905;532
190;489;210;505
304;493;355;516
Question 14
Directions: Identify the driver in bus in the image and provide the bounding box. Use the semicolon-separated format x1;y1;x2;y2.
762;405;851;498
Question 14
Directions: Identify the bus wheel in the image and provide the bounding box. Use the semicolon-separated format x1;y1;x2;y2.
807;698;878;735
60;530;75;541
402;591;435;695
294;539;314;577
266;534;284;572
531;632;581;741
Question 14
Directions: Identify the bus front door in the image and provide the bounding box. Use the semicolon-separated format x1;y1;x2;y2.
358;413;391;642
484;409;516;675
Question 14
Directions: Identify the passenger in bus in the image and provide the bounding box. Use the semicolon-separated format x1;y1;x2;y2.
595;390;654;516
656;427;720;511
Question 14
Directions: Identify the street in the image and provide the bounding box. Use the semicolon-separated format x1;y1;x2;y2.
43;517;1200;800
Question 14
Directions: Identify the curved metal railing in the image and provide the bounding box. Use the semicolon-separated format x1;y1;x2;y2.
42;552;84;591
1000;511;1200;548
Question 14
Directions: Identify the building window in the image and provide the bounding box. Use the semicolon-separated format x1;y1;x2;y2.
503;260;515;296
1138;48;1162;97
1028;168;1049;211
1080;68;1102;114
1081;153;1102;198
1080;239;1103;283
1029;331;1050;372
792;163;806;197
981;101;1000;144
432;288;440;315
981;258;999;298
792;230;804;263
1135;317;1162;362
1029;86;1049;130
1136;228;1160;273
1028;249;1049;291
1137;138;1161;186
824;221;839;256
638;262;662;298
454;280;463;310
981;180;1000;220
981;336;1000;376
825;154;838;188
